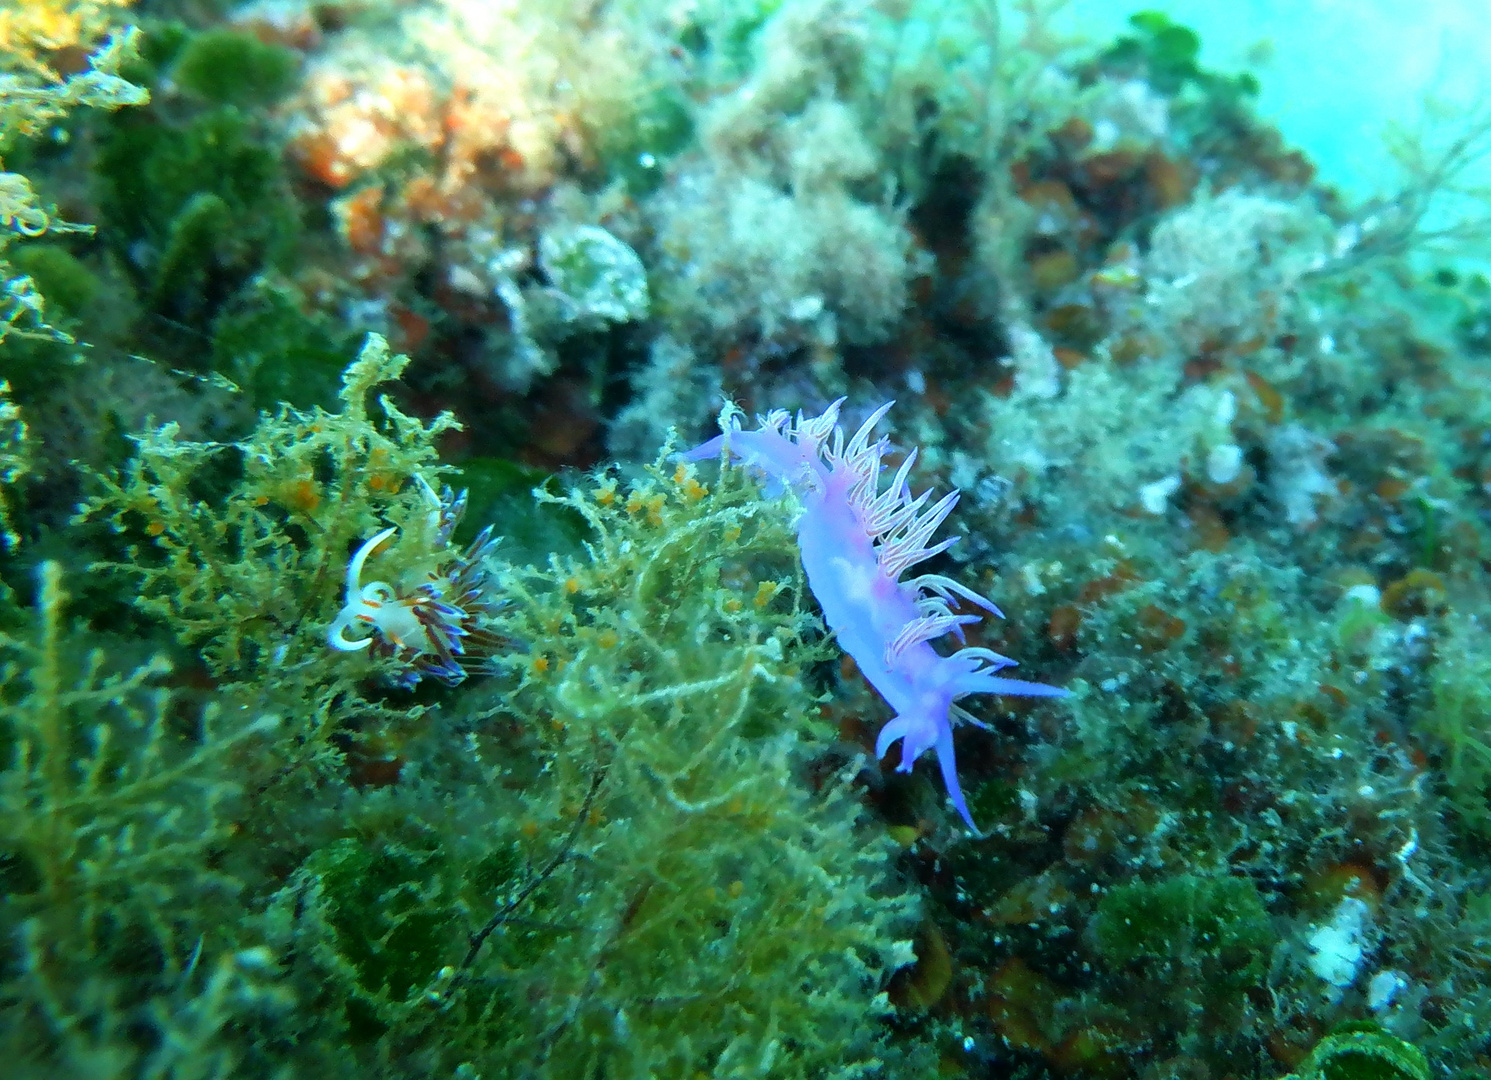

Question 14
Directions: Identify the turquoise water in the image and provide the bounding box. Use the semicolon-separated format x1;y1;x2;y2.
1066;0;1489;198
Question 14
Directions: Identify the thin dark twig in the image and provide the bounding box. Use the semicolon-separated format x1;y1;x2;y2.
444;766;606;997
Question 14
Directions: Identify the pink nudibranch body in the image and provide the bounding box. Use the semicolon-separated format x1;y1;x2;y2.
684;400;1066;831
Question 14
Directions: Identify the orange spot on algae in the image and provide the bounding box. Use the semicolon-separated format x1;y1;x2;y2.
1078;561;1140;603
295;131;354;189
1380;568;1448;619
1050;1024;1130;1079
1186;503;1232;552
391;304;430;352
986;958;1058;1053
894;922;953;1011
1018;178;1081;221
1136;604;1187;652
1047;604;1081;650
1029;249;1080;291
1245;368;1285;424
282;478;321;513
1063;808;1120;863
1144;151;1194;209
1375;475;1411;500
1108;334;1155;366
1267;1025;1318;1071
1318;683;1349;709
627;492;667;526
337;184;385;255
1299;860;1384;913
1210;700;1260;747
1049;116;1093;153
985;867;1074;926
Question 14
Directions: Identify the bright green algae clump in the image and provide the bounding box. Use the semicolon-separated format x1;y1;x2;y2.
1;337;923;1078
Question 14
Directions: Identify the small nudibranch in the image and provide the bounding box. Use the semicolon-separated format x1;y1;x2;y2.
327;483;506;687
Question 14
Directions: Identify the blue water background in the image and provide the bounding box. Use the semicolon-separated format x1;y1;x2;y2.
1062;0;1488;211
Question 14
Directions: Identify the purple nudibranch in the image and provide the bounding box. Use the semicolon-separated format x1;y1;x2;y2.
684;400;1066;831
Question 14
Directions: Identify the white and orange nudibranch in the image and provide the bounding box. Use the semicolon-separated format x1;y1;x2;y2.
327;482;506;687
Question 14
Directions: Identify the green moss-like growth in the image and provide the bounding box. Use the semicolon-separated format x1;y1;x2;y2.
6;244;100;321
130;19;192;82
151;190;235;305
80;333;455;680
208;276;360;409
0;31;147;555
0;242;102;406
450;454;584;560
304;835;473;1041
0;31;145;348
1092;873;1276;1021
593;82;694;194
385;454;924;1076
1286;1023;1431;1080
95;105;297;327
0;563;293;1075
1101;11;1260;101
1420;614;1491;835
172;28;299;107
0;383;26;551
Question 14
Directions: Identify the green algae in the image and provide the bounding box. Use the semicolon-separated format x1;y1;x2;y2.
208;276;360;409
1092;873;1276;1028
1287;1024;1431;1080
172;29;299;108
3;3;1491;1077
4;338;924;1077
95;105;297;326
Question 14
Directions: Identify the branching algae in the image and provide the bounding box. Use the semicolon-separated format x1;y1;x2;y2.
0;562;290;1075
81;332;470;686
8;336;926;1077
395;445;925;1076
